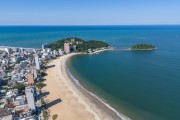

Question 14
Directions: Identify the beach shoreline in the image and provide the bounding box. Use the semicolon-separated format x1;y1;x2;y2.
43;50;130;120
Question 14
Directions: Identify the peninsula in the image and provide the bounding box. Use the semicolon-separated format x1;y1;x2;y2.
47;37;110;53
41;38;123;120
131;44;156;50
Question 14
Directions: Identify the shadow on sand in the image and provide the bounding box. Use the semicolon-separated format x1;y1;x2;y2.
45;65;55;69
41;91;50;98
46;98;62;109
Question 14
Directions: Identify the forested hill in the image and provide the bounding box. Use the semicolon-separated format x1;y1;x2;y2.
131;44;156;50
47;37;109;52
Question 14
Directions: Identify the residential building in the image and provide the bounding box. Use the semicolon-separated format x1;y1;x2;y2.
4;48;11;55
47;48;51;53
25;86;36;111
35;54;40;70
33;69;37;79
59;49;64;56
64;43;70;54
73;45;76;52
42;43;48;51
71;38;75;42
42;52;51;59
0;109;13;120
14;95;26;106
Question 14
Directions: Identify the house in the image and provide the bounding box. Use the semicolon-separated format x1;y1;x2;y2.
0;109;13;120
14;95;26;106
42;52;51;59
42;43;48;51
11;74;25;84
14;106;35;120
59;49;64;56
0;99;7;109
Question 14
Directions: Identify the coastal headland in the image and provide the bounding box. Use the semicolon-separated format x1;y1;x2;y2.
42;50;130;120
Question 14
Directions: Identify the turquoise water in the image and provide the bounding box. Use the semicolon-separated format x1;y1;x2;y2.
0;26;180;120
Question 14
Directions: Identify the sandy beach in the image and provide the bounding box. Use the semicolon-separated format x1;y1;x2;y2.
42;52;124;120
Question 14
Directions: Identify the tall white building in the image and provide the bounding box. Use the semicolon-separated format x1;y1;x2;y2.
20;48;24;53
33;69;37;79
35;54;40;70
4;48;11;54
42;43;48;51
64;43;70;54
25;86;36;111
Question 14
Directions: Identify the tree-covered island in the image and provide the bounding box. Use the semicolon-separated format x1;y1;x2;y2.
131;44;156;50
47;37;110;53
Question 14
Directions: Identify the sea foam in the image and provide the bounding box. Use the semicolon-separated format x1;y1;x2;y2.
67;67;131;120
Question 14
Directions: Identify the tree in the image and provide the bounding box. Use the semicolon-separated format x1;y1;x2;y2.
13;83;25;91
29;55;34;60
43;109;47;120
52;114;58;120
38;77;46;82
40;72;47;77
35;82;46;90
47;37;109;52
131;44;155;50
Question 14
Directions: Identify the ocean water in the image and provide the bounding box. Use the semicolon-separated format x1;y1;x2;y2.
0;26;180;120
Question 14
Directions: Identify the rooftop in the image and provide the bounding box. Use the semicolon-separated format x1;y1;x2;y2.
28;73;34;85
0;109;12;117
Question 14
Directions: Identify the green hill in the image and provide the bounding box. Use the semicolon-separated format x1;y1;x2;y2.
47;37;109;52
131;44;156;50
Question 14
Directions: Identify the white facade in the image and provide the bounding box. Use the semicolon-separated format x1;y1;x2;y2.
42;52;51;59
33;69;37;79
47;48;52;53
4;48;10;54
59;49;64;55
42;43;48;51
35;54;40;70
25;86;36;111
20;48;24;53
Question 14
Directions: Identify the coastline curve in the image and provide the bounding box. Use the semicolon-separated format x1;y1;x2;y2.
65;53;131;120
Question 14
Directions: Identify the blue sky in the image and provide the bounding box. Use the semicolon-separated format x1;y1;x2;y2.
0;0;179;25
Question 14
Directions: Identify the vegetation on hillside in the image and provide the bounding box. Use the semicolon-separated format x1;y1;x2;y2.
47;37;109;52
131;44;156;50
35;82;46;90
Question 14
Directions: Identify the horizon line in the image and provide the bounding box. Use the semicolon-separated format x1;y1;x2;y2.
0;24;180;26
